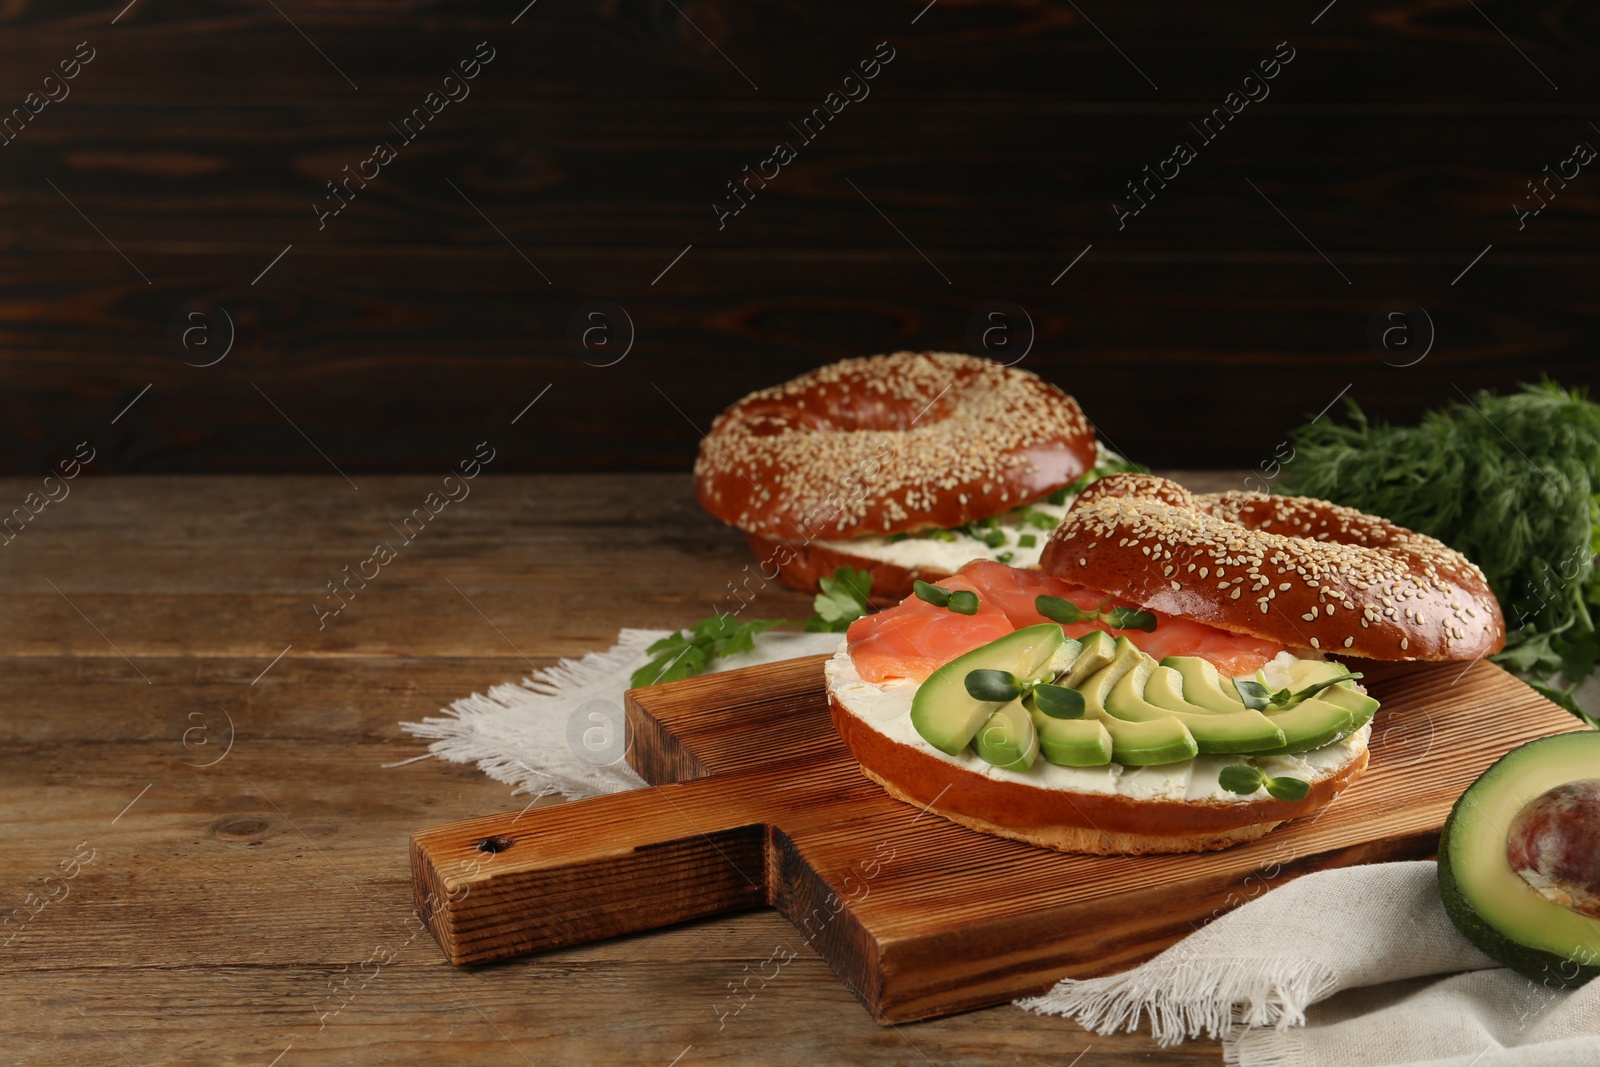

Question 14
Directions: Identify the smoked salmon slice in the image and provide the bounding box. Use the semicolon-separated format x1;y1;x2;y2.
847;560;1284;683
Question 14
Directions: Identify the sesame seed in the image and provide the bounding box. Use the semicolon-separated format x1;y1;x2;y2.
696;351;1093;539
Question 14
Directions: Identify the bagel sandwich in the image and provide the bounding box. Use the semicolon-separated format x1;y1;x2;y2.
824;474;1506;854
694;351;1119;605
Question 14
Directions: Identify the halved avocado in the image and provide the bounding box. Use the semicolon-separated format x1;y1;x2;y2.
1077;638;1198;766
1026;694;1114;767
909;624;1065;756
974;698;1040;771
1438;731;1600;988
1161;655;1246;713
1121;663;1287;754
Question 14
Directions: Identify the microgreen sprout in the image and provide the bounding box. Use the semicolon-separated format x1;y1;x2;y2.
962;670;1086;719
1233;672;1364;711
915;581;979;615
1035;594;1158;633
1217;762;1310;801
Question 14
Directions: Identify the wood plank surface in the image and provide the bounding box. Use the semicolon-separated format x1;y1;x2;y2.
1;470;1309;1065
1;2;1595;473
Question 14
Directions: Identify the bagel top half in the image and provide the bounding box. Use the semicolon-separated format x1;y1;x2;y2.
694;351;1097;541
1041;474;1505;662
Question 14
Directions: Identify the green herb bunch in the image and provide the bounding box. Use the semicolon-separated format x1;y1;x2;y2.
1281;379;1600;717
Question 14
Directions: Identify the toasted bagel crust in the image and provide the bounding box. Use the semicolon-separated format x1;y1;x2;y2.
1041;474;1504;662
744;533;956;606
696;352;1096;541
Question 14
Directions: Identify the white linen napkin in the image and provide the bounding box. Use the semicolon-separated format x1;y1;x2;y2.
400;633;1599;1066
396;628;845;801
1019;860;1600;1066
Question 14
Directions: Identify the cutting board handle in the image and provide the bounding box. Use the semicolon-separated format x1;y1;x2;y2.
411;775;776;965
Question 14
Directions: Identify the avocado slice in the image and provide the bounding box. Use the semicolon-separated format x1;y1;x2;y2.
1245;656;1378;745
910;623;1065;756
1438;732;1600;988
1278;658;1351;691
1025;694;1114;766
1160;655;1247;713
1252;697;1354;755
1077;638;1198;766
973;698;1039;772
1318;684;1380;733
1121;663;1287;754
1057;630;1117;688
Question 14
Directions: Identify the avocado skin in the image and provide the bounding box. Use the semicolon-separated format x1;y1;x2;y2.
1437;775;1600;989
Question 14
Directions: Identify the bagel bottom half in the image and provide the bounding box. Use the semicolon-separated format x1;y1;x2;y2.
745;533;950;607
824;646;1371;856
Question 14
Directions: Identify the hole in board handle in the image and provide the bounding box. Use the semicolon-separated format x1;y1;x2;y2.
476;835;514;854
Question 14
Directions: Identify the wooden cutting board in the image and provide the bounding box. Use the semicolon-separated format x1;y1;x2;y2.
410;654;1586;1024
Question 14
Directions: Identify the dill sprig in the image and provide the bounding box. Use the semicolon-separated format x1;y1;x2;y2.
1281;379;1600;719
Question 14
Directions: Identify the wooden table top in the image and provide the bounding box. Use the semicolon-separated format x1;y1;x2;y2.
2;471;1251;1065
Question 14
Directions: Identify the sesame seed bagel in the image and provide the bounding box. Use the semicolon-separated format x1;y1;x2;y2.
695;352;1097;543
1041;474;1505;662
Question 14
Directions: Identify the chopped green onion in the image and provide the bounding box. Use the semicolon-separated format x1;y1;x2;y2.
1017;534;1037;549
1028;511;1059;531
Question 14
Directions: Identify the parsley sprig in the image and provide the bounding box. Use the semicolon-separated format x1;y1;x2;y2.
807;567;873;632
630;567;874;688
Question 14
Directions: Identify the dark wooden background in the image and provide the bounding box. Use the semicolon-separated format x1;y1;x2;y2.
2;0;1597;474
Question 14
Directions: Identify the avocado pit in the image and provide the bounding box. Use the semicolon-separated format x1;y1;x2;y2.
1506;779;1600;919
